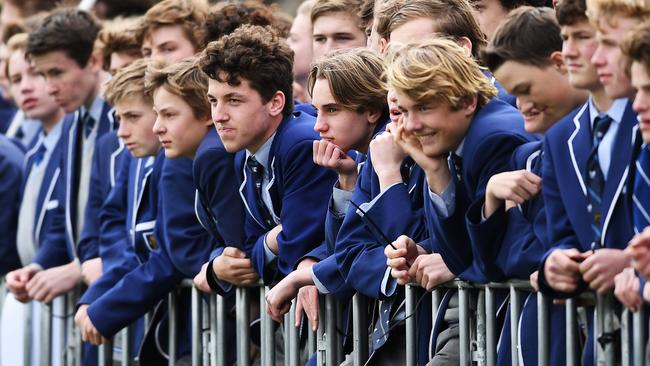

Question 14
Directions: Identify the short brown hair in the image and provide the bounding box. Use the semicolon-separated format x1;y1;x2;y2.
145;58;211;121
26;7;101;68
3;0;58;17
586;0;650;26
621;20;650;74
386;38;497;110
311;0;364;30
104;58;152;106
483;7;562;72
140;0;208;51
387;0;486;61
359;0;375;31
375;0;404;40
198;24;294;117
556;0;588;25
95;17;142;72
202;0;284;45
308;48;387;116
4;33;28;79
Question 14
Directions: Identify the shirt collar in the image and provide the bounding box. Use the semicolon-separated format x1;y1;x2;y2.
588;96;627;128
80;94;105;125
246;132;276;173
42;118;63;152
455;139;465;158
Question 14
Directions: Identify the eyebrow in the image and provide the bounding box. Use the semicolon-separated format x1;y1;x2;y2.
156;41;176;49
511;83;530;95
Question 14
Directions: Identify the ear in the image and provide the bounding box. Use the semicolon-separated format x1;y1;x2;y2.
549;51;568;74
458;37;473;58
87;53;103;73
203;116;213;128
463;95;478;118
378;38;389;55
267;90;286;117
366;109;381;125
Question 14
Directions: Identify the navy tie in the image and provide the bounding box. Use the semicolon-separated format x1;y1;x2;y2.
633;144;650;233
32;143;47;167
586;114;612;248
246;156;276;227
82;111;95;138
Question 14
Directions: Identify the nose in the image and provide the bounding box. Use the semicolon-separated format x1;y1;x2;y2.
211;103;228;124
591;45;606;67
562;39;578;59
314;115;328;133
403;113;421;133
633;91;648;114
117;120;129;139
152;115;164;135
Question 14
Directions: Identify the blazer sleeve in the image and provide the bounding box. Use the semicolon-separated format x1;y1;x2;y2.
427;132;529;281
79;156;139;305
334;156;426;299
537;136;587;298
248;139;336;283
0;148;23;275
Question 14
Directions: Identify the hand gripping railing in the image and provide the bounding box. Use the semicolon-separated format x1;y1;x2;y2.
20;277;650;365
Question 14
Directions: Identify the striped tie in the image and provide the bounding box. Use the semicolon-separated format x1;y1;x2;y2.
586;114;612;248
633;144;650;233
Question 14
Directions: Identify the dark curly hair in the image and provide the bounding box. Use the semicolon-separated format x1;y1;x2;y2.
202;0;286;46
198;24;294;117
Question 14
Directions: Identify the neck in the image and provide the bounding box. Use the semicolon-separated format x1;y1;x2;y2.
82;76;104;110
248;115;283;154
41;109;65;134
590;87;614;113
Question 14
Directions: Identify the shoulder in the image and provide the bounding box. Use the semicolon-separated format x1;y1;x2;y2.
0;134;24;170
545;103;587;141
195;129;230;165
468;99;535;144
511;141;544;170
274;112;319;156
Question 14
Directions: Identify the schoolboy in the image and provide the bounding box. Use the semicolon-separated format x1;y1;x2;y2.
385;38;536;363
198;24;336;285
288;0;315;102
310;0;367;59
139;0;207;62
74;59;159;361
94;16;143;76
468;7;587;364
75;59;215;363
9;7;116;307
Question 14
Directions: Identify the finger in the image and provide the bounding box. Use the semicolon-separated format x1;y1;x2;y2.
295;299;303;327
312;141;319;164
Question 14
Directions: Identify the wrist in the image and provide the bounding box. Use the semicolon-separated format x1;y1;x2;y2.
483;193;502;218
338;172;357;191
377;170;403;191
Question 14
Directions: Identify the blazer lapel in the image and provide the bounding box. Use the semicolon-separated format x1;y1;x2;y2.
601;102;638;243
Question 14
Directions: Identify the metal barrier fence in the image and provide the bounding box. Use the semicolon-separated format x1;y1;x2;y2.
16;279;650;365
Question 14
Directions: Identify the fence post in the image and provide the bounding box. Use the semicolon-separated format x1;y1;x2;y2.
192;286;203;366
536;292;548;366
211;293;226;366
236;287;251;366
289;301;300;366
261;286;276;366
459;283;471;366
325;295;341;366
352;293;369;366
485;285;496;366
565;299;578;366
168;291;177;366
634;307;646;366
405;285;417;366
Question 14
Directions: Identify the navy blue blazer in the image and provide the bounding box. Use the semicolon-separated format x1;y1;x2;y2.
77;131;126;262
79;151;163;306
35;103;117;268
0;134;24;274
467;141;546;281
235;112;337;283
193;128;246;261
31;114;77;269
425;98;538;282
86;157;211;337
537;101;638;298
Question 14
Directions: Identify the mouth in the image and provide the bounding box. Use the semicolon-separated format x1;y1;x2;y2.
159;139;172;147
22;98;37;109
639;118;650;130
389;108;402;122
320;136;335;143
